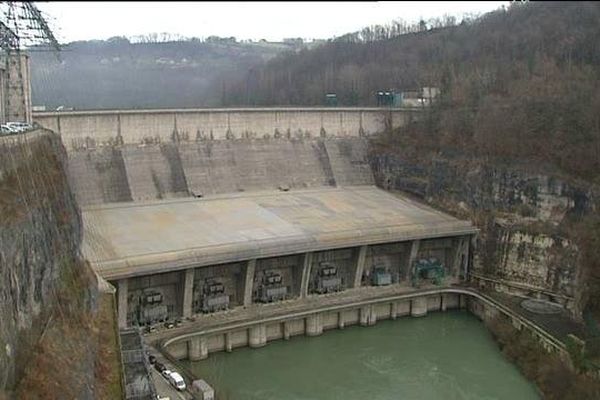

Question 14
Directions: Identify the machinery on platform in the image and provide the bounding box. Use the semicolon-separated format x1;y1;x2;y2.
313;262;343;294
412;258;445;287
201;278;230;313
256;270;288;303
371;264;392;286
138;290;168;325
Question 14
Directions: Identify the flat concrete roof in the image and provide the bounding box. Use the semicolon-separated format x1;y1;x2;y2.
82;186;477;280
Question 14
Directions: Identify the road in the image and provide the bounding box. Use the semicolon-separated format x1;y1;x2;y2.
147;347;194;400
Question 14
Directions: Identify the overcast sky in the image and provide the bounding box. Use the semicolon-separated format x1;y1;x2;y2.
36;1;508;43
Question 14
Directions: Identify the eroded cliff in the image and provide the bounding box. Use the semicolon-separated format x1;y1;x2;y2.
0;131;120;399
369;144;599;316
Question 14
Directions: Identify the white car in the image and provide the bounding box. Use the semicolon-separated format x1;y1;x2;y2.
0;125;15;135
5;122;32;133
161;369;172;379
168;372;186;391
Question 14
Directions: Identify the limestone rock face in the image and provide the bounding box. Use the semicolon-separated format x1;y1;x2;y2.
0;132;87;392
369;150;597;315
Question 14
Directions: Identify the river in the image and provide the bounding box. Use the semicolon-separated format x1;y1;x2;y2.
181;310;540;400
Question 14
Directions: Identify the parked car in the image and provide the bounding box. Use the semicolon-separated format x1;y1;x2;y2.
148;354;156;364
164;321;175;329
145;325;157;334
5;122;32;133
161;369;172;379
154;361;166;373
0;125;14;135
168;371;186;391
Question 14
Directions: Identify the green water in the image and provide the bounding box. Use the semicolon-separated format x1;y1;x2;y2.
181;311;540;400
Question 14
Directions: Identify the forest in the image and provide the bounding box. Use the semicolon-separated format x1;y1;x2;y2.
225;2;600;181
29;36;302;109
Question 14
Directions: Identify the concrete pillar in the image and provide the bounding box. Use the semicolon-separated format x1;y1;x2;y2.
411;296;428;317
243;259;256;307
283;321;291;340
189;336;208;361
225;332;233;352
407;240;421;285
466;235;475;280
360;306;369;326
117;279;128;329
353;245;368;288
249;324;267;348
306;313;323;336
182;268;195;319
359;305;376;326
338;311;345;329
452;237;466;279
300;252;313;298
369;305;376;326
390;302;398;320
441;294;447;312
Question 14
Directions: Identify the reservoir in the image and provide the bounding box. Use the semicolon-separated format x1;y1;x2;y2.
181;310;540;400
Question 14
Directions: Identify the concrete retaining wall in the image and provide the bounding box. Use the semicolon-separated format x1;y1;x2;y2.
166;294;458;360
163;287;570;364
68;137;375;206
34;107;417;150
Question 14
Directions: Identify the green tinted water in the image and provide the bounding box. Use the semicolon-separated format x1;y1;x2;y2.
181;311;540;400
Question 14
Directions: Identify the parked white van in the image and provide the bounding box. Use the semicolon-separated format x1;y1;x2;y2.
168;372;186;391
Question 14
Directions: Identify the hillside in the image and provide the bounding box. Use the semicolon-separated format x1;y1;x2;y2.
225;2;600;108
225;2;600;179
29;37;304;110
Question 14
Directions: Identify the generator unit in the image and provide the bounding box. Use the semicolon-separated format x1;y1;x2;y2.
371;265;392;286
256;271;288;303
138;290;168;325
201;278;230;313
313;263;343;294
412;258;445;287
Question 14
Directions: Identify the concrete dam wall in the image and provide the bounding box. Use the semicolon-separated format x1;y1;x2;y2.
68;137;374;206
33;107;417;150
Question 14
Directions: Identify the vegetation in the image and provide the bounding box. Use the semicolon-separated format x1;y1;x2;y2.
487;316;600;400
29;37;303;110
227;2;600;181
14;258;100;400
570;216;600;314
0;134;121;399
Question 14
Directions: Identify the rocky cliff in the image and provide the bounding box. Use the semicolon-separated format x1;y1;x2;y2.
369;145;599;316
0;131;110;399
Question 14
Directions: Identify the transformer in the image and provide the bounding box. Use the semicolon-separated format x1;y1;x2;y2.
256;271;288;303
371;265;392;286
412;258;445;287
313;262;343;294
137;290;168;325
201;278;229;313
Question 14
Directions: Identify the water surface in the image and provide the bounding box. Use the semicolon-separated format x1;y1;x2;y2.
182;311;540;400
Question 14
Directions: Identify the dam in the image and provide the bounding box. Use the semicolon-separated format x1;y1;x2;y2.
32;107;477;332
30;106;583;397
